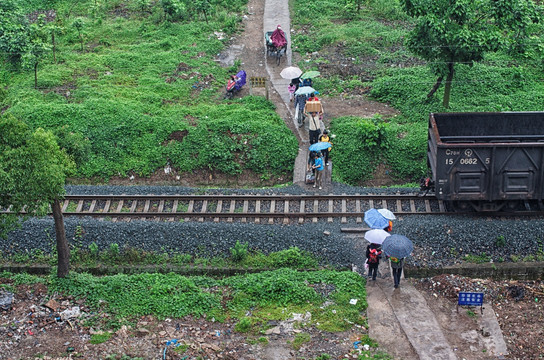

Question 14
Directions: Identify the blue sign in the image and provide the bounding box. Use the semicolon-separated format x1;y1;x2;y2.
458;292;484;306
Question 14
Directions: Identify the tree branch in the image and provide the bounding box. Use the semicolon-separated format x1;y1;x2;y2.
427;76;444;98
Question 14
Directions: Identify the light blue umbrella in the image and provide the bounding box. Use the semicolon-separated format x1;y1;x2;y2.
309;142;332;152
382;234;414;258
294;86;317;96
364;208;389;229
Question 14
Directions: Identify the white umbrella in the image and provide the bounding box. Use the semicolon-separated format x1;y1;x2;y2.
364;229;390;245
280;66;302;79
378;208;396;220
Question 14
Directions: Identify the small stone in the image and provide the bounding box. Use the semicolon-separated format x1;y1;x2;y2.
264;326;281;335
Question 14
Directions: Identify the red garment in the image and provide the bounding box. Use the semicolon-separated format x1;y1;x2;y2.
271;28;286;48
227;79;236;91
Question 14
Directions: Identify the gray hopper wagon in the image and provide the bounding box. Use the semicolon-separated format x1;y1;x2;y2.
428;112;544;211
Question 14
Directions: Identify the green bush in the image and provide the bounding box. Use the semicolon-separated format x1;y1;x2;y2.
330;115;390;185
230;241;249;263
234;316;252;333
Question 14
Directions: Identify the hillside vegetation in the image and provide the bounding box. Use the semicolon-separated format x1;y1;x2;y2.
292;0;544;184
2;0;544;186
0;0;298;183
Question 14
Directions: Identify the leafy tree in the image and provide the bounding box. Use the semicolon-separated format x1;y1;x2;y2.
72;17;85;51
401;0;541;107
46;20;65;63
0;0;30;68
194;0;211;24
160;0;186;21
23;15;51;89
344;0;364;17
0;115;75;277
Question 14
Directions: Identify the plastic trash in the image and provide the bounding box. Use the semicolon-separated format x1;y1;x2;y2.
0;289;14;311
353;341;361;349
163;339;179;359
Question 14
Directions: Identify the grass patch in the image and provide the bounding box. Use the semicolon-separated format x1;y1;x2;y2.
90;332;112;344
464;253;491;264
291;332;311;350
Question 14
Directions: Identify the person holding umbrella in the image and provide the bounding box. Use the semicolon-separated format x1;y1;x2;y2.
366;244;382;281
389;256;404;288
381;234;413;288
378;208;395;232
364;229;388;281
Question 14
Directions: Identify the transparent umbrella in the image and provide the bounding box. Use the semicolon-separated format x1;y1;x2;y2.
280;66;302;79
378;208;396;220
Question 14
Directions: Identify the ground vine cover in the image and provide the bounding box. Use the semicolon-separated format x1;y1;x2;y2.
0;0;298;181
291;0;544;184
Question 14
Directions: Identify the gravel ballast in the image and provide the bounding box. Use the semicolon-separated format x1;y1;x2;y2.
5;185;544;269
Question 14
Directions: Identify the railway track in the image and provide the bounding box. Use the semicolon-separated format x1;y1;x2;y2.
46;193;446;223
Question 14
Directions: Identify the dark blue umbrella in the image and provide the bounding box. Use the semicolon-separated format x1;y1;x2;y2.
364;208;389;229
309;141;332;152
382;234;414;258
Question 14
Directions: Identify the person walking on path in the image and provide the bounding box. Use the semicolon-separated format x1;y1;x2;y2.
307;150;317;175
366;243;382;281
307;112;321;144
388;256;405;288
312;151;324;189
288;81;296;102
318;130;332;165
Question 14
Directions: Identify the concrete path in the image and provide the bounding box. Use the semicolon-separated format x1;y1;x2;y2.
367;261;457;360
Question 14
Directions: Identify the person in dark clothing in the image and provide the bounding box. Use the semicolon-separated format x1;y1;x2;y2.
292;77;301;91
307;151;317;175
366;243;382;281
388;256;405;288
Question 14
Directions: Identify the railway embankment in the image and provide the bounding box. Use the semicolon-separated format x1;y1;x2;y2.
2;261;543;281
407;261;544;280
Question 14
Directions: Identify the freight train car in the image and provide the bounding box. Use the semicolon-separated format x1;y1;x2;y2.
427;112;544;211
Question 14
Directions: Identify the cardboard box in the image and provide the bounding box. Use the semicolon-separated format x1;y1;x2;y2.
305;100;322;113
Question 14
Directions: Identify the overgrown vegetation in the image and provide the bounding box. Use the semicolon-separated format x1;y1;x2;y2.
1;268;367;333
1;0;298;183
291;0;544;185
1;242;321;270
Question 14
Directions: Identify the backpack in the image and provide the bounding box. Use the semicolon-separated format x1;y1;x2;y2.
368;248;381;264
